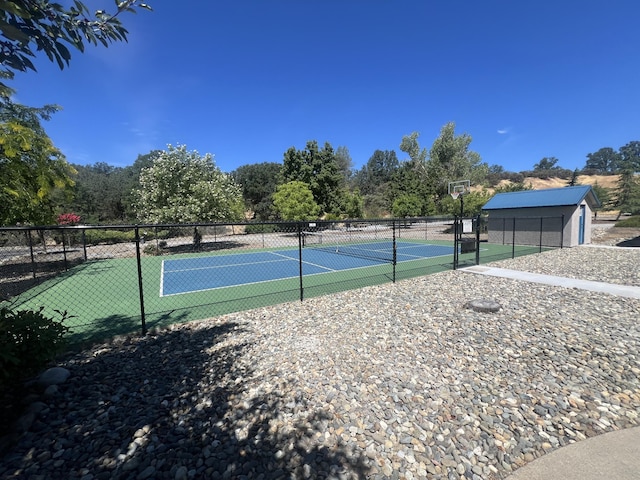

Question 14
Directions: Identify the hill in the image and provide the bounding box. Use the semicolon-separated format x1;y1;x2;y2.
524;174;619;190
491;174;619;192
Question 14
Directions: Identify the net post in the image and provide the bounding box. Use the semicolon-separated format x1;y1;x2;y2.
453;217;459;270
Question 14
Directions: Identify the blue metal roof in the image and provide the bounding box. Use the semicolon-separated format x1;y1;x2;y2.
482;185;601;210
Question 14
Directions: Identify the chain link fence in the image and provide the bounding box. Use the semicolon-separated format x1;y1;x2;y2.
0;219;453;344
1;216;563;345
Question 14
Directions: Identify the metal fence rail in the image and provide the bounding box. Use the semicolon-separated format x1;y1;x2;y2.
0;215;563;345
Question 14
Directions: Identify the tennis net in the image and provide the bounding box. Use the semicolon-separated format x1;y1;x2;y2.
303;229;396;263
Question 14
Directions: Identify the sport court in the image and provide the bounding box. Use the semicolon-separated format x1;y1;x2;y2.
161;239;454;296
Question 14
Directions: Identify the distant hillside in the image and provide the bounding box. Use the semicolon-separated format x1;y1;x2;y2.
526;175;619;190
494;174;619;191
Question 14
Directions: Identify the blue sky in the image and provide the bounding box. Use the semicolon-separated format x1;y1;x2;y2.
11;1;640;174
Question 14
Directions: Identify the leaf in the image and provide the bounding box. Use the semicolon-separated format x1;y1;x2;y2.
0;1;31;19
54;41;71;62
18;54;35;71
0;22;31;43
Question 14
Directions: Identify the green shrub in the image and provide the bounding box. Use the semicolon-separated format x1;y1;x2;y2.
0;308;72;386
244;223;280;234
139;229;171;241
84;229;136;245
615;216;640;228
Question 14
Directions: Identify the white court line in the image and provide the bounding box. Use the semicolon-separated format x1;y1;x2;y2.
165;256;294;274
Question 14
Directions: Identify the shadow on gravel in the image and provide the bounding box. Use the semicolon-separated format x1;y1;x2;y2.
617;236;640;247
1;321;369;479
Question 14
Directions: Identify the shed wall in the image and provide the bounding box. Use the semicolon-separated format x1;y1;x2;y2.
485;203;593;247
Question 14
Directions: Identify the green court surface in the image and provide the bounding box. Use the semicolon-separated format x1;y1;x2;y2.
5;241;551;345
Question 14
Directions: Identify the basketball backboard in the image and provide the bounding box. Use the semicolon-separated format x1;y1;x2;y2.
448;180;470;199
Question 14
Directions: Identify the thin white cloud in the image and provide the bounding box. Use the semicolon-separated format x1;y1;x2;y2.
497;128;509;135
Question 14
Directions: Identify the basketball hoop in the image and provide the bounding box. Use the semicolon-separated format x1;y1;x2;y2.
448;180;470;200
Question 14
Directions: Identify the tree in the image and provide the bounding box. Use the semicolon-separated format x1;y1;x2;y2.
353;150;399;195
0;106;75;225
392;194;422;218
584;147;620;173
590;182;613;216
334;146;353;181
281;140;344;215
340;189;363;219
0;0;152;98
399;132;427;166
426;122;487;202
385;161;433;216
132;145;244;224
272;181;320;221
533;157;560;171
567;168;580;186
231;162;281;220
493;182;533;194
67;162;132;223
619;141;640;173
529;157;573;180
614;170;640;219
440;190;491;217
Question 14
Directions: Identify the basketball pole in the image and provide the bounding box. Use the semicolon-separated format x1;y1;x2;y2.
459;193;464;242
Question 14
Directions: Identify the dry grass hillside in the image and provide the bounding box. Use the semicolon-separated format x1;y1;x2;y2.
524;174;619;190
492;174;619;191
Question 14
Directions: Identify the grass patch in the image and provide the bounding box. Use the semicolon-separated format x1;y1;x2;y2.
615;216;640;228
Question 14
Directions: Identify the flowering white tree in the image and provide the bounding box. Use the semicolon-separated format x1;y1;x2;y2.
133;145;244;223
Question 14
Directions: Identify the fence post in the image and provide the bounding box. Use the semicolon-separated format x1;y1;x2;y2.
82;228;88;261
27;229;36;280
298;223;304;301
512;218;516;259
475;215;480;265
61;228;68;271
134;226;147;335
539;217;543;253
392;220;396;283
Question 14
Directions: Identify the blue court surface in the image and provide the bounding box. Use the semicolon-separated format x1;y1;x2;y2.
160;241;453;296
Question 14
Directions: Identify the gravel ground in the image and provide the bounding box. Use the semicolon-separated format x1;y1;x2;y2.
1;245;639;480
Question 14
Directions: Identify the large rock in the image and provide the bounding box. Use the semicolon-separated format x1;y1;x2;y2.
37;367;70;387
465;298;501;313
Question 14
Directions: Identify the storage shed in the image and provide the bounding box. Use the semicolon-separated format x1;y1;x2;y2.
482;185;601;247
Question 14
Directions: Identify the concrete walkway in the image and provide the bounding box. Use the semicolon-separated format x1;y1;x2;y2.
460;266;640;299
503;426;640;480
460;265;640;479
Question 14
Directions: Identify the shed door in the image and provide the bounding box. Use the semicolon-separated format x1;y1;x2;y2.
579;205;586;244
